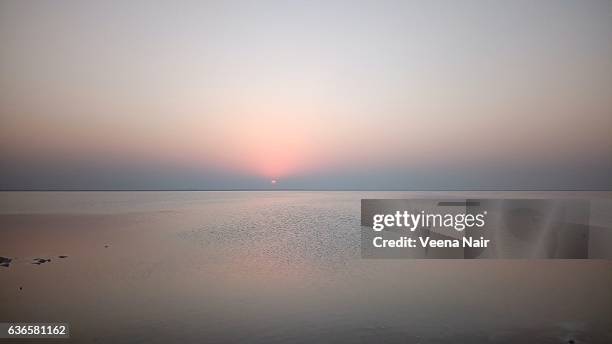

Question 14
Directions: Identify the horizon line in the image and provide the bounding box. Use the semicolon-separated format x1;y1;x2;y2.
1;188;611;192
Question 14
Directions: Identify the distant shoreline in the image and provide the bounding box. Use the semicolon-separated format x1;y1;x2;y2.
1;189;612;192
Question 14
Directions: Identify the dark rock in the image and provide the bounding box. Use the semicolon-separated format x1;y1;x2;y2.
58;255;68;258
19;286;22;290
0;256;12;264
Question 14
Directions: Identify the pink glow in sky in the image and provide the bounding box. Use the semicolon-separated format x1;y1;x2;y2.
1;0;611;189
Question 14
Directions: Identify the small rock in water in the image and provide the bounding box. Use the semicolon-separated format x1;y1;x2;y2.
1;257;13;267
58;255;68;258
19;286;23;290
104;245;109;248
32;258;51;265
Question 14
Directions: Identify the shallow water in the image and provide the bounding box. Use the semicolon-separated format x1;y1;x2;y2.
1;191;611;343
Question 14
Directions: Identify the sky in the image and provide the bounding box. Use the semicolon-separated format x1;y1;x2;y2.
1;0;611;190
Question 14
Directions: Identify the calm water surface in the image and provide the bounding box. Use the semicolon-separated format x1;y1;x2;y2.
1;191;611;343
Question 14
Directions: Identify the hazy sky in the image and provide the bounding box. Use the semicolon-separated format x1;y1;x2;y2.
1;0;611;190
